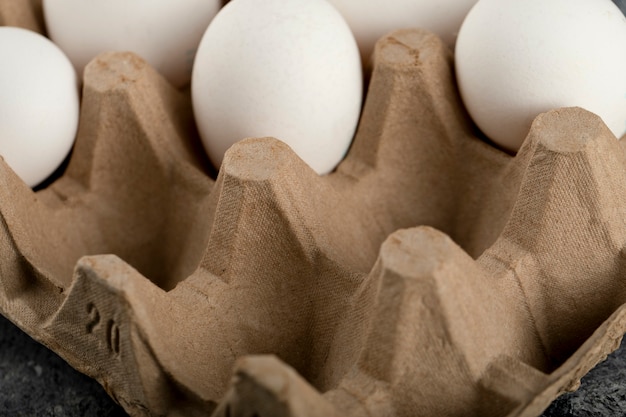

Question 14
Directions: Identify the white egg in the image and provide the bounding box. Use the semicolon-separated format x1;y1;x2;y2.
327;0;478;63
192;0;363;175
455;0;626;152
0;27;79;188
42;0;221;87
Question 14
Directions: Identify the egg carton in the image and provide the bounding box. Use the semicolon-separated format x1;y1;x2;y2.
3;2;626;417
0;0;44;32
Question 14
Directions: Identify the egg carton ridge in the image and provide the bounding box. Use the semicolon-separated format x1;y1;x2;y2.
2;2;626;416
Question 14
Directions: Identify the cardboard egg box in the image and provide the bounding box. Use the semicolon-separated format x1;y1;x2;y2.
3;1;626;416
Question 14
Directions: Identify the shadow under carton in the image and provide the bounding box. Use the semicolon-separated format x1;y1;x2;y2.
2;3;626;417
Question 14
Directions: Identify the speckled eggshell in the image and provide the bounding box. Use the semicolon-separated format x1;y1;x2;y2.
191;0;363;175
0;27;79;188
455;0;626;152
43;0;221;87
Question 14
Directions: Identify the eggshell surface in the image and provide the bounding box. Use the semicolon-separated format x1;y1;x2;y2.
43;0;221;87
0;27;79;188
327;0;478;63
192;0;363;175
455;0;626;152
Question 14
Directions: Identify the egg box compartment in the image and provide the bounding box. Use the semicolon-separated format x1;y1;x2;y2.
3;3;626;417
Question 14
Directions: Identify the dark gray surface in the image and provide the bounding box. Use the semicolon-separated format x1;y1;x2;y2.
2;311;626;416
0;314;127;417
542;341;626;417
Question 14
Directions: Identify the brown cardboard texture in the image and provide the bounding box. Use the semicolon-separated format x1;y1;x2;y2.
0;0;44;32
2;2;626;417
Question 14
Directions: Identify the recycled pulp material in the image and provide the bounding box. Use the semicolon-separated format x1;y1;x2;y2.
2;2;626;417
0;0;43;32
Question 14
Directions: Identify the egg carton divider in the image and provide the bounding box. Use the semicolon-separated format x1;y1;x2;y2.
2;2;626;417
0;0;44;33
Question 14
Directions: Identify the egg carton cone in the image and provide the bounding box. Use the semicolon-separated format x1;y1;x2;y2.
3;3;626;417
0;0;43;32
